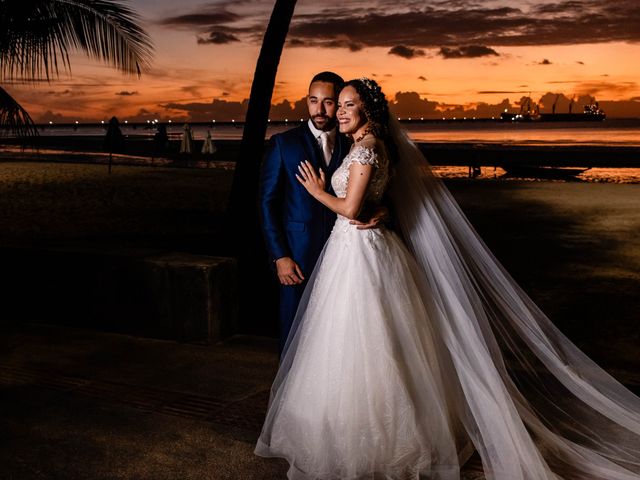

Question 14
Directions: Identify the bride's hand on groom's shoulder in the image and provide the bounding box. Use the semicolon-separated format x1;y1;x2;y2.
296;160;325;198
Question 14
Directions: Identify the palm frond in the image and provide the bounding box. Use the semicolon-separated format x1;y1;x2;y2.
0;86;38;137
0;0;154;83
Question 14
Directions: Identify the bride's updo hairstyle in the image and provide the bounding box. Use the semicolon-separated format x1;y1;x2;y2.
345;77;399;167
344;78;390;140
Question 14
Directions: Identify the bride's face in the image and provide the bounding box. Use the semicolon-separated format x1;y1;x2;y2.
337;86;368;135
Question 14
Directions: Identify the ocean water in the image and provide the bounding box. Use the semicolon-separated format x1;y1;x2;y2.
33;118;640;147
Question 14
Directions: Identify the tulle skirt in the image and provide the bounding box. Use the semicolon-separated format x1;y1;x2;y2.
255;217;467;479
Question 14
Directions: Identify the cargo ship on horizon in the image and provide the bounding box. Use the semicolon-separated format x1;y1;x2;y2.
501;95;606;122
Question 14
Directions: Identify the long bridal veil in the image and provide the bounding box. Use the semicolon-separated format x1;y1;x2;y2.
259;118;640;480
387;118;640;479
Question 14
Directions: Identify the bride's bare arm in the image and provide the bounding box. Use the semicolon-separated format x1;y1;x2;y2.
296;160;374;220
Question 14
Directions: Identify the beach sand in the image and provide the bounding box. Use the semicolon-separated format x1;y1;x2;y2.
0;159;638;371
0;159;638;480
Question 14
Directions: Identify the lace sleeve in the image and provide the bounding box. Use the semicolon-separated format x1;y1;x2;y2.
348;145;379;168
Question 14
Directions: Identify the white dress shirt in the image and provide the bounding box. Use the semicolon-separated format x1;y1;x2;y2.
307;119;336;165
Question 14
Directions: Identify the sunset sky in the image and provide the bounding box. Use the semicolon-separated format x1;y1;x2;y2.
7;0;640;121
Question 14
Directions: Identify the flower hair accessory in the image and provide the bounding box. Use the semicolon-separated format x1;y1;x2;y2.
358;77;381;102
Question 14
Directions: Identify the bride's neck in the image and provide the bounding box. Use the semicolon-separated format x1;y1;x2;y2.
353;124;374;144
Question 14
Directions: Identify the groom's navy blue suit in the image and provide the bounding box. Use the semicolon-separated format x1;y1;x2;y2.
259;123;350;354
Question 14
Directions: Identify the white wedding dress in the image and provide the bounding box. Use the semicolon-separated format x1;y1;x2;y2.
255;123;640;480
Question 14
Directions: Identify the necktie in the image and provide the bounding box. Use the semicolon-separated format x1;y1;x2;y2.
319;131;332;166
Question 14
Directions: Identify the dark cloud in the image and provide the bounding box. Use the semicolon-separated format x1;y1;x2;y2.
115;91;138;96
575;81;638;96
289;37;362;51
161;98;249;121
388;45;426;59
197;31;240;44
37;110;81;123
418;76;427;81
439;45;499;59
390;91;439;117
158;11;239;28
388;91;514;119
45;89;82;96
592;99;640;117
478;90;530;94
285;1;640;50
157;5;261;45
538;92;575;112
156;1;640;52
539;59;552;65
181;85;201;97
520;92;640;118
441;99;513;119
576;60;585;65
270;98;308;120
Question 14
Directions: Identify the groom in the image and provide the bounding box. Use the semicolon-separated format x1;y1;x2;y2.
259;71;380;354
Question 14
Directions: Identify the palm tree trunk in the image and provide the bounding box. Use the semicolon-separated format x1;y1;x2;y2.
228;0;297;334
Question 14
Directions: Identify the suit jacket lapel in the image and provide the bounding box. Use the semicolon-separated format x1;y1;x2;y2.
300;125;323;170
329;132;349;173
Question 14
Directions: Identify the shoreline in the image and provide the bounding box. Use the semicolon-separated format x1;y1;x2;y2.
2;143;640;183
3;134;640;163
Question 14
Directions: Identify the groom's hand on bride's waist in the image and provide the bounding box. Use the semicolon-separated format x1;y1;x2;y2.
275;257;305;286
350;205;389;230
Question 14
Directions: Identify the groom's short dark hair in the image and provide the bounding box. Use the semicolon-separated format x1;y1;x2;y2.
310;71;344;93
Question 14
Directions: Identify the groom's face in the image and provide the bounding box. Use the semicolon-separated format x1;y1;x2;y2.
307;81;337;131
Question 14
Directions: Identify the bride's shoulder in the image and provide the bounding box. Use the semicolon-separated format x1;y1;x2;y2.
349;136;385;167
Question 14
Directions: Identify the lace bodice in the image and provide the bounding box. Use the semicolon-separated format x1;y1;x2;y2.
331;141;389;203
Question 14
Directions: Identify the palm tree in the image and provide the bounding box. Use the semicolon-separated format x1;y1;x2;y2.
0;0;154;136
228;0;297;333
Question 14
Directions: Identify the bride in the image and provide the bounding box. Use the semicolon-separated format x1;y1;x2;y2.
254;78;640;479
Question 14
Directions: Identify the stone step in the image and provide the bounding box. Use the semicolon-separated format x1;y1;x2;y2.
0;246;237;344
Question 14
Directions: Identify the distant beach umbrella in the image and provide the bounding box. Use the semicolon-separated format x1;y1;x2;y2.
104;116;125;174
180;123;193;153
201;130;217;154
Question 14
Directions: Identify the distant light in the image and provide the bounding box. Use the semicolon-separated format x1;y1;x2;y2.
473;117;476;120
75;121;79;124
408;117;412;121
124;120;128;124
101;120;105;124
285;119;288;122
420;117;424;121
211;119;215;123
463;117;467;120
453;117;456;120
231;119;235;123
442;117;445;120
168;120;172;123
268;119;271;122
49;121;53;124
300;118;303;122
154;118;158;123
397;117;401;121
504;108;508;112
146;120;150;123
492;116;495;120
